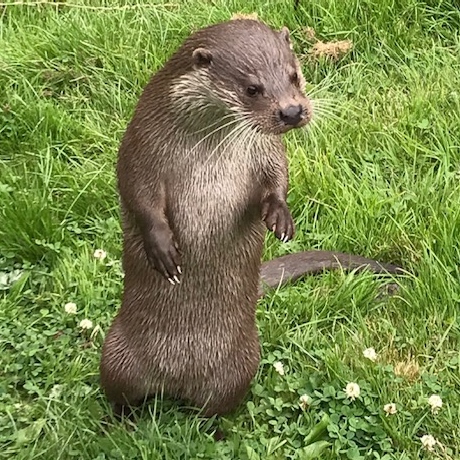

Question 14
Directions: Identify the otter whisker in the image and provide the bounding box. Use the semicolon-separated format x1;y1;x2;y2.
192;112;238;134
232;123;258;161
234;111;264;136
215;129;250;166
313;97;360;118
311;99;340;112
190;116;240;148
220;122;255;157
305;76;340;96
312;109;343;124
313;105;358;128
218;118;259;163
205;121;251;165
184;116;243;160
300;118;336;146
311;101;345;120
311;102;339;116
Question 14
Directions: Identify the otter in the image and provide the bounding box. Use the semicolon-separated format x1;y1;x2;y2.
100;19;401;419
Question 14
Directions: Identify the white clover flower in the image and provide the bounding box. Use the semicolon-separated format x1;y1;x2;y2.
64;302;77;314
49;384;63;399
273;361;285;376
420;434;437;451
383;403;397;416
344;382;360;401
79;319;93;330
427;394;443;414
363;347;377;362
93;249;107;261
299;394;312;410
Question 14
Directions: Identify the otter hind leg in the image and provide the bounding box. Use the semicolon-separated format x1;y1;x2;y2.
100;359;150;415
187;339;261;418
199;387;249;418
100;331;152;417
184;365;257;418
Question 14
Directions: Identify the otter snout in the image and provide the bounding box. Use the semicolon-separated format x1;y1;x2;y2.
278;104;303;126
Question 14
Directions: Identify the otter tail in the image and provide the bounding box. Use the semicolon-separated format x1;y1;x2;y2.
258;250;403;298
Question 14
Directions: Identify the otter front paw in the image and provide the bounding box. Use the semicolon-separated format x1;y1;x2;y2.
261;195;295;243
143;228;182;285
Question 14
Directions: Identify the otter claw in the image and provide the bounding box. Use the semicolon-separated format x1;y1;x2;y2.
168;278;175;285
280;233;285;241
177;266;182;274
272;224;276;232
173;275;180;284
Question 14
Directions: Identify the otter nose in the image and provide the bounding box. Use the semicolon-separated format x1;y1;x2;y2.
279;104;303;126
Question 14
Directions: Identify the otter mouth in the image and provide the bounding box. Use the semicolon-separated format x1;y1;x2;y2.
279;116;310;133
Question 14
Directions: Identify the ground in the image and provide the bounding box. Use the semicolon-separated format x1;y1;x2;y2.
1;1;459;459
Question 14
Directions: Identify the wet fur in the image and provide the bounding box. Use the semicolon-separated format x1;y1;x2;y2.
100;19;401;418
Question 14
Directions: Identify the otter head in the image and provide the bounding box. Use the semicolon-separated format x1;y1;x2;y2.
182;19;312;136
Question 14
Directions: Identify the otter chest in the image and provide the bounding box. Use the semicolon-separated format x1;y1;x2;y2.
171;153;262;243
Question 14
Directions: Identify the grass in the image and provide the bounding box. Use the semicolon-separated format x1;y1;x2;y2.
1;0;460;458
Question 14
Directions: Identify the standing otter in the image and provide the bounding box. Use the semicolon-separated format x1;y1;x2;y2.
100;19;401;418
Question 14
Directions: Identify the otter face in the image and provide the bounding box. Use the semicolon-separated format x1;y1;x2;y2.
238;59;312;135
188;21;313;136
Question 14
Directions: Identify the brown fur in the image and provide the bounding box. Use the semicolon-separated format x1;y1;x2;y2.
100;19;401;418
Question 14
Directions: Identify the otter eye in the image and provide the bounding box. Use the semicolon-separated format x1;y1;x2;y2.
246;85;262;97
290;72;299;84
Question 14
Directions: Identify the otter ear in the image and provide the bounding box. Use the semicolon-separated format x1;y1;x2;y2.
192;47;213;69
279;26;294;50
279;26;291;43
